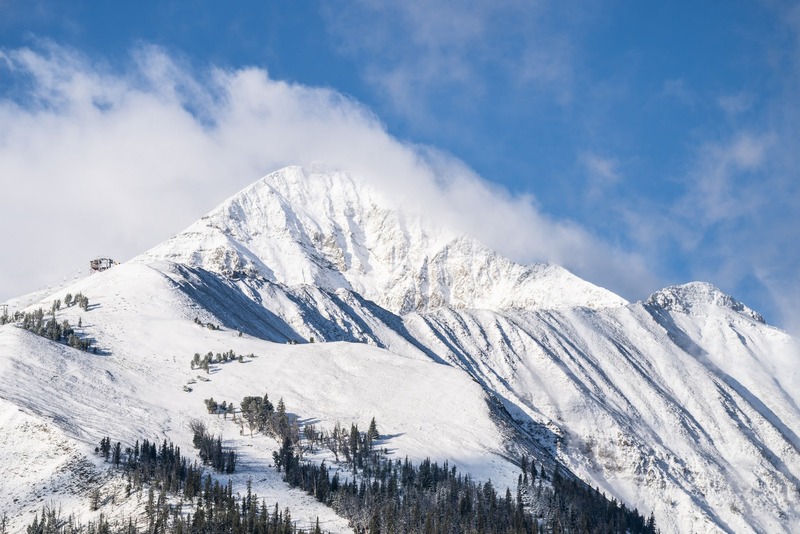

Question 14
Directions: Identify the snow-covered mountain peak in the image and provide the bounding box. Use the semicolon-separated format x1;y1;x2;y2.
3;167;798;534
136;166;627;313
646;281;765;323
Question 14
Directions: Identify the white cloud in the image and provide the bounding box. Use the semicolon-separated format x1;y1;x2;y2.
0;43;656;302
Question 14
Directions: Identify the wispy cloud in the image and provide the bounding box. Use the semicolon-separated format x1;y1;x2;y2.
620;125;797;329
580;1;800;331
660;78;695;107
0;43;655;302
717;92;754;116
681;132;772;227
320;0;577;123
582;153;621;187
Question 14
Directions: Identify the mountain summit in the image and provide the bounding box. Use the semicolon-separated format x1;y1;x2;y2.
647;281;765;322
137;166;627;313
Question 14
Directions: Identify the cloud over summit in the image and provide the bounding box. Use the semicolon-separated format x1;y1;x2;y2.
0;43;655;304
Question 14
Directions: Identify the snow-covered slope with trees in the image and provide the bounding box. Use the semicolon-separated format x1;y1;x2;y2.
0;263;530;532
407;294;799;533
1;166;798;533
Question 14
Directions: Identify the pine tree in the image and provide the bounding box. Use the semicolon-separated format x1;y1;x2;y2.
90;488;101;511
368;417;379;441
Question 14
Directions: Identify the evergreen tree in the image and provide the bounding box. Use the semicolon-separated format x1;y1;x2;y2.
368;417;379;441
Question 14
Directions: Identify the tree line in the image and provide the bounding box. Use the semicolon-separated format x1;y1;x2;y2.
11;304;93;351
2;293;93;351
270;432;659;533
232;392;657;534
24;482;321;534
25;434;321;534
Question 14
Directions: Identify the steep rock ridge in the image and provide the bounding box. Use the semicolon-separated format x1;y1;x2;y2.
136;166;627;313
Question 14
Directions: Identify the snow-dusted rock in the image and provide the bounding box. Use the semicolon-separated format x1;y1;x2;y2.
136;166;627;313
647;281;765;323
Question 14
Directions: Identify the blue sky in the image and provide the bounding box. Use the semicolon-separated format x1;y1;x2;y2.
1;1;799;331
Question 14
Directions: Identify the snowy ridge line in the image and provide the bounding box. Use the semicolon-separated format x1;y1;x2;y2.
134;166;628;314
2;261;92;311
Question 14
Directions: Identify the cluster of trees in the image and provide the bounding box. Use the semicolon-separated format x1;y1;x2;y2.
274;431;537;533
63;292;90;311
256;409;379;469
304;419;379;468
170;481;319;534
94;435;204;499
96;436;123;466
273;438;656;534
191;350;250;372
193;317;220;330
239;394;299;447
235;393;656;534
2;292;93;350
1;293;90;327
74;435;315;533
526;463;657;534
24;482;320;534
23;503;129;534
15;307;93;351
191;420;236;474
204;397;235;417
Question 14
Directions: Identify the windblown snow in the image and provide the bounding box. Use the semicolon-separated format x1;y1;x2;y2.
1;166;798;533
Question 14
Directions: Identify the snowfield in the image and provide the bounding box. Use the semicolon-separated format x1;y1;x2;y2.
1;166;798;533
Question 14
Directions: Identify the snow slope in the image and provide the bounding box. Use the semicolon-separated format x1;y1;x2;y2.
407;295;799;533
1;167;798;533
0;263;527;531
